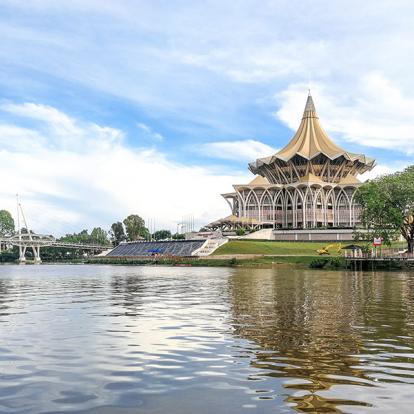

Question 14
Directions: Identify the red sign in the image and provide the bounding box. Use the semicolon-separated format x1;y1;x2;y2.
373;237;382;246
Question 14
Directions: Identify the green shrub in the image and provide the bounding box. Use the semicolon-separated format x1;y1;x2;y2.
309;258;328;268
309;256;345;269
326;256;344;269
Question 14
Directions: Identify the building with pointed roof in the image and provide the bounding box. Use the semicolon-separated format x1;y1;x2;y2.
207;93;375;232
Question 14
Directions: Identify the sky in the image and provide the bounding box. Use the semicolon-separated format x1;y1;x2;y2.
0;0;414;235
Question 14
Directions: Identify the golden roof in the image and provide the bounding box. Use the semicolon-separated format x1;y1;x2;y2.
208;215;261;226
248;175;270;186
298;172;324;184
338;175;361;185
250;93;375;166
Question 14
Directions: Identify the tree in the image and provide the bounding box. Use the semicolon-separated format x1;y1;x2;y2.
356;165;414;253
123;214;149;241
109;222;127;246
172;233;185;240
91;227;109;245
0;210;15;236
61;229;90;243
153;230;171;240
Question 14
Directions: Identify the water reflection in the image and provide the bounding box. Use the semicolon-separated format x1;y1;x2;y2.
0;265;413;413
228;268;414;413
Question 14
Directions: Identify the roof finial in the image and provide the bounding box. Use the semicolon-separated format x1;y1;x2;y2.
304;91;316;113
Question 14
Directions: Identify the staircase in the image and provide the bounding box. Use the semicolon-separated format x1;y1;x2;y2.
193;238;228;256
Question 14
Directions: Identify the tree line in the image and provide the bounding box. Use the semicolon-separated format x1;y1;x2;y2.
0;212;184;261
109;215;184;245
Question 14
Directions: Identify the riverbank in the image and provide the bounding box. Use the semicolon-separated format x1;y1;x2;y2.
88;240;411;269
87;255;318;268
3;240;409;269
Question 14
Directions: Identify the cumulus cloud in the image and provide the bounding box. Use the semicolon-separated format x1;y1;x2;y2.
0;103;248;236
359;164;403;182
276;73;414;154
1;102;124;151
202;139;276;161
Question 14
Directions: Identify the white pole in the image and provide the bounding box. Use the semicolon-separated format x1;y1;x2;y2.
16;194;23;262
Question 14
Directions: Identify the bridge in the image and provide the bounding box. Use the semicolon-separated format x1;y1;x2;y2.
0;197;111;263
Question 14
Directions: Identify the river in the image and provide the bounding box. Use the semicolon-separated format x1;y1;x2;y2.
0;265;413;413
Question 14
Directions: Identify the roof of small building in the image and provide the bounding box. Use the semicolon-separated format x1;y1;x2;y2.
248;175;270;186
298;172;324;184
208;215;261;226
338;175;361;185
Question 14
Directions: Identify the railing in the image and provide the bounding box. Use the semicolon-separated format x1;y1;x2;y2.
344;248;413;260
0;236;111;250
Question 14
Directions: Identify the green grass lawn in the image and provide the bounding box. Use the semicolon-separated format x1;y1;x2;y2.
213;240;336;256
214;239;408;256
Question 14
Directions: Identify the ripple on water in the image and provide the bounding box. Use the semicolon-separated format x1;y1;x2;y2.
0;266;414;413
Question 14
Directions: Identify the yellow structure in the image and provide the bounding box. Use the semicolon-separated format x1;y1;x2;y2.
316;243;342;255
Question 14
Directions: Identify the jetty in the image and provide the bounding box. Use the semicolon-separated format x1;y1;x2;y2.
344;248;414;270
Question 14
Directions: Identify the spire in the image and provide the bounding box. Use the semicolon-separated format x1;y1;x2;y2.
252;92;358;162
304;91;316;114
248;90;376;180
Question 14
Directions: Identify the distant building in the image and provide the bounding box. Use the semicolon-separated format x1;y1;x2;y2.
208;93;375;231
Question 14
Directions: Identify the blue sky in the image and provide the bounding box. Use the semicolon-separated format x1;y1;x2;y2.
0;0;413;235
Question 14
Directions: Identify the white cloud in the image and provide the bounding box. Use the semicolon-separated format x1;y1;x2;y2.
0;124;46;151
202;139;276;161
137;122;164;142
0;102;124;151
2;0;414;144
178;39;329;83
359;164;401;182
276;73;414;154
0;103;248;236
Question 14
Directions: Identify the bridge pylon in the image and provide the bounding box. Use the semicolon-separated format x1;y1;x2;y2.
0;195;111;263
16;195;42;264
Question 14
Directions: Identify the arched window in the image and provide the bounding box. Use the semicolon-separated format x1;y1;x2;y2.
303;188;315;228
314;189;324;227
325;190;335;227
285;191;294;228
274;191;284;227
261;192;273;221
246;192;259;220
336;191;350;227
294;188;304;228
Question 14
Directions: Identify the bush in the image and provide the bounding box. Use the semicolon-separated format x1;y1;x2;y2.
0;250;18;262
326;257;344;269
309;258;328;268
309;257;345;269
236;228;246;236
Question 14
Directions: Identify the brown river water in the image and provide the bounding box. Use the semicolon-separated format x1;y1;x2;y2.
0;265;413;413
